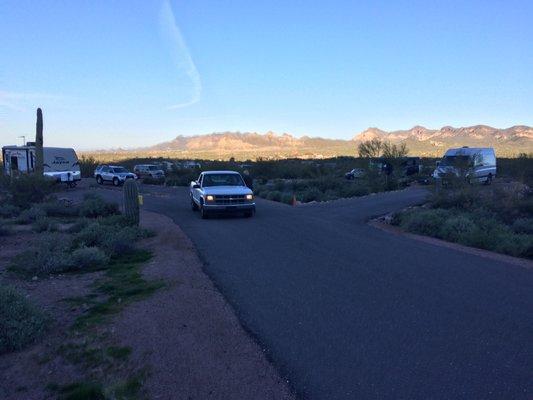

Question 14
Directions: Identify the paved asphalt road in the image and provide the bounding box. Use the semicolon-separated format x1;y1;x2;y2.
91;183;532;399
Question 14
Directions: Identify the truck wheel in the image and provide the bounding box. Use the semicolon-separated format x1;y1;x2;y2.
200;205;209;219
485;174;493;185
191;198;199;211
112;177;120;186
96;175;103;185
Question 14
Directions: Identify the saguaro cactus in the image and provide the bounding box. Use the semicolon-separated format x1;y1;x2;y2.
123;179;140;225
35;108;44;175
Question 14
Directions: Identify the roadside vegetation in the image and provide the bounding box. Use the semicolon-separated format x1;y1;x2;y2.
392;180;533;259
79;149;532;204
0;174;160;398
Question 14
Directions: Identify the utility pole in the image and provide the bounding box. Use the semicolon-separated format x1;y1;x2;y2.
18;135;26;146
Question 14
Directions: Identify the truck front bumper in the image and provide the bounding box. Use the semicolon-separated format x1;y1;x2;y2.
203;203;256;213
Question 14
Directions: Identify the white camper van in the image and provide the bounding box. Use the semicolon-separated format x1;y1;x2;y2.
2;144;81;186
432;147;497;184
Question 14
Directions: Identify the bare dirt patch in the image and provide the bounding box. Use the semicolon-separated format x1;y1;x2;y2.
111;210;294;400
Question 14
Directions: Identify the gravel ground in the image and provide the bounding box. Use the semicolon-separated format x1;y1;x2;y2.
111;210;295;400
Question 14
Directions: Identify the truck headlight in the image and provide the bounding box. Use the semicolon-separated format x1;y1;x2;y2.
206;195;215;202
245;194;253;201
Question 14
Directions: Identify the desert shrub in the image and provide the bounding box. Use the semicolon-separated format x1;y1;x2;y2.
7;175;55;208
0;204;20;218
96;214;133;228
40;200;80;218
73;223;109;248
142;176;165;185
79;195;119;218
341;184;370;198
100;227;141;256
496;234;533;258
281;193;294;205
32;217;59;233
439;215;476;242
273;180;286;191
70;247;109;270
0;223;12;236
66;218;90;234
266;191;282;202
300;187;322;203
79;155;99;178
74;223;144;257
512;218;533;234
10;234;74;276
17;205;47;224
0;284;48;354
399;209;454;236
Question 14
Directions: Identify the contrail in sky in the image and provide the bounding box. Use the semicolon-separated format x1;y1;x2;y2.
159;0;201;109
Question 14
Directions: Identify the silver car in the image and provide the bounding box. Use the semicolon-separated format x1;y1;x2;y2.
94;165;137;186
190;171;255;219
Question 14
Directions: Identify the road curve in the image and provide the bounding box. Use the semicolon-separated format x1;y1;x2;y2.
91;183;533;400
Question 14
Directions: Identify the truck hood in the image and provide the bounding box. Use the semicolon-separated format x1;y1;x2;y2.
202;186;252;195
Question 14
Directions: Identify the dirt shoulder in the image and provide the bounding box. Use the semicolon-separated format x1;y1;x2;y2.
111;210;294;399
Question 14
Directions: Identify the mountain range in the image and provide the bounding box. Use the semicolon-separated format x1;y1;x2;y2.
91;125;533;160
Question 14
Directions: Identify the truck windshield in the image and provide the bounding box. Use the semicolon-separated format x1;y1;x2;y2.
202;174;244;187
440;155;472;167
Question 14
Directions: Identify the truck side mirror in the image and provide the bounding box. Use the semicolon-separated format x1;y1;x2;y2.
192;183;200;189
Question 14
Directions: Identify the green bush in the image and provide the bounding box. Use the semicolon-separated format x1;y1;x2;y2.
439;215;476;242
399;209;454;236
73;223;109;248
66;218;90;234
70;247;109;269
142;176;165;185
0;223;12;236
101;227;141;256
512;218;533;234
10;234;74;276
41;200;80;218
0;284;47;353
266;191;282;202
79;195;119;218
300;187;322;202
32;217;59;233
6;175;55;208
17;205;47;224
281;193;294;204
74;223;144;257
0;204;20;218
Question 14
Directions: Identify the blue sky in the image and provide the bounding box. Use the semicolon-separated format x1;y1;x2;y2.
1;0;532;150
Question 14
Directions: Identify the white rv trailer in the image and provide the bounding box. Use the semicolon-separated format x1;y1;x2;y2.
2;144;81;186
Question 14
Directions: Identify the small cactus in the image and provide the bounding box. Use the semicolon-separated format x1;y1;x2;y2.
123;179;140;225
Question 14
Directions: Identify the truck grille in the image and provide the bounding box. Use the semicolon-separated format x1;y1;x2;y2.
214;195;246;205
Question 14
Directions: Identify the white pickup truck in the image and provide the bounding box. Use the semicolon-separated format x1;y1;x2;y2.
190;171;255;219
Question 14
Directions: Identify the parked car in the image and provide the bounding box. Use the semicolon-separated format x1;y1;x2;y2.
432;147;496;184
344;168;365;180
94;165;137;186
133;164;165;179
2;145;81;187
190;171;255;219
